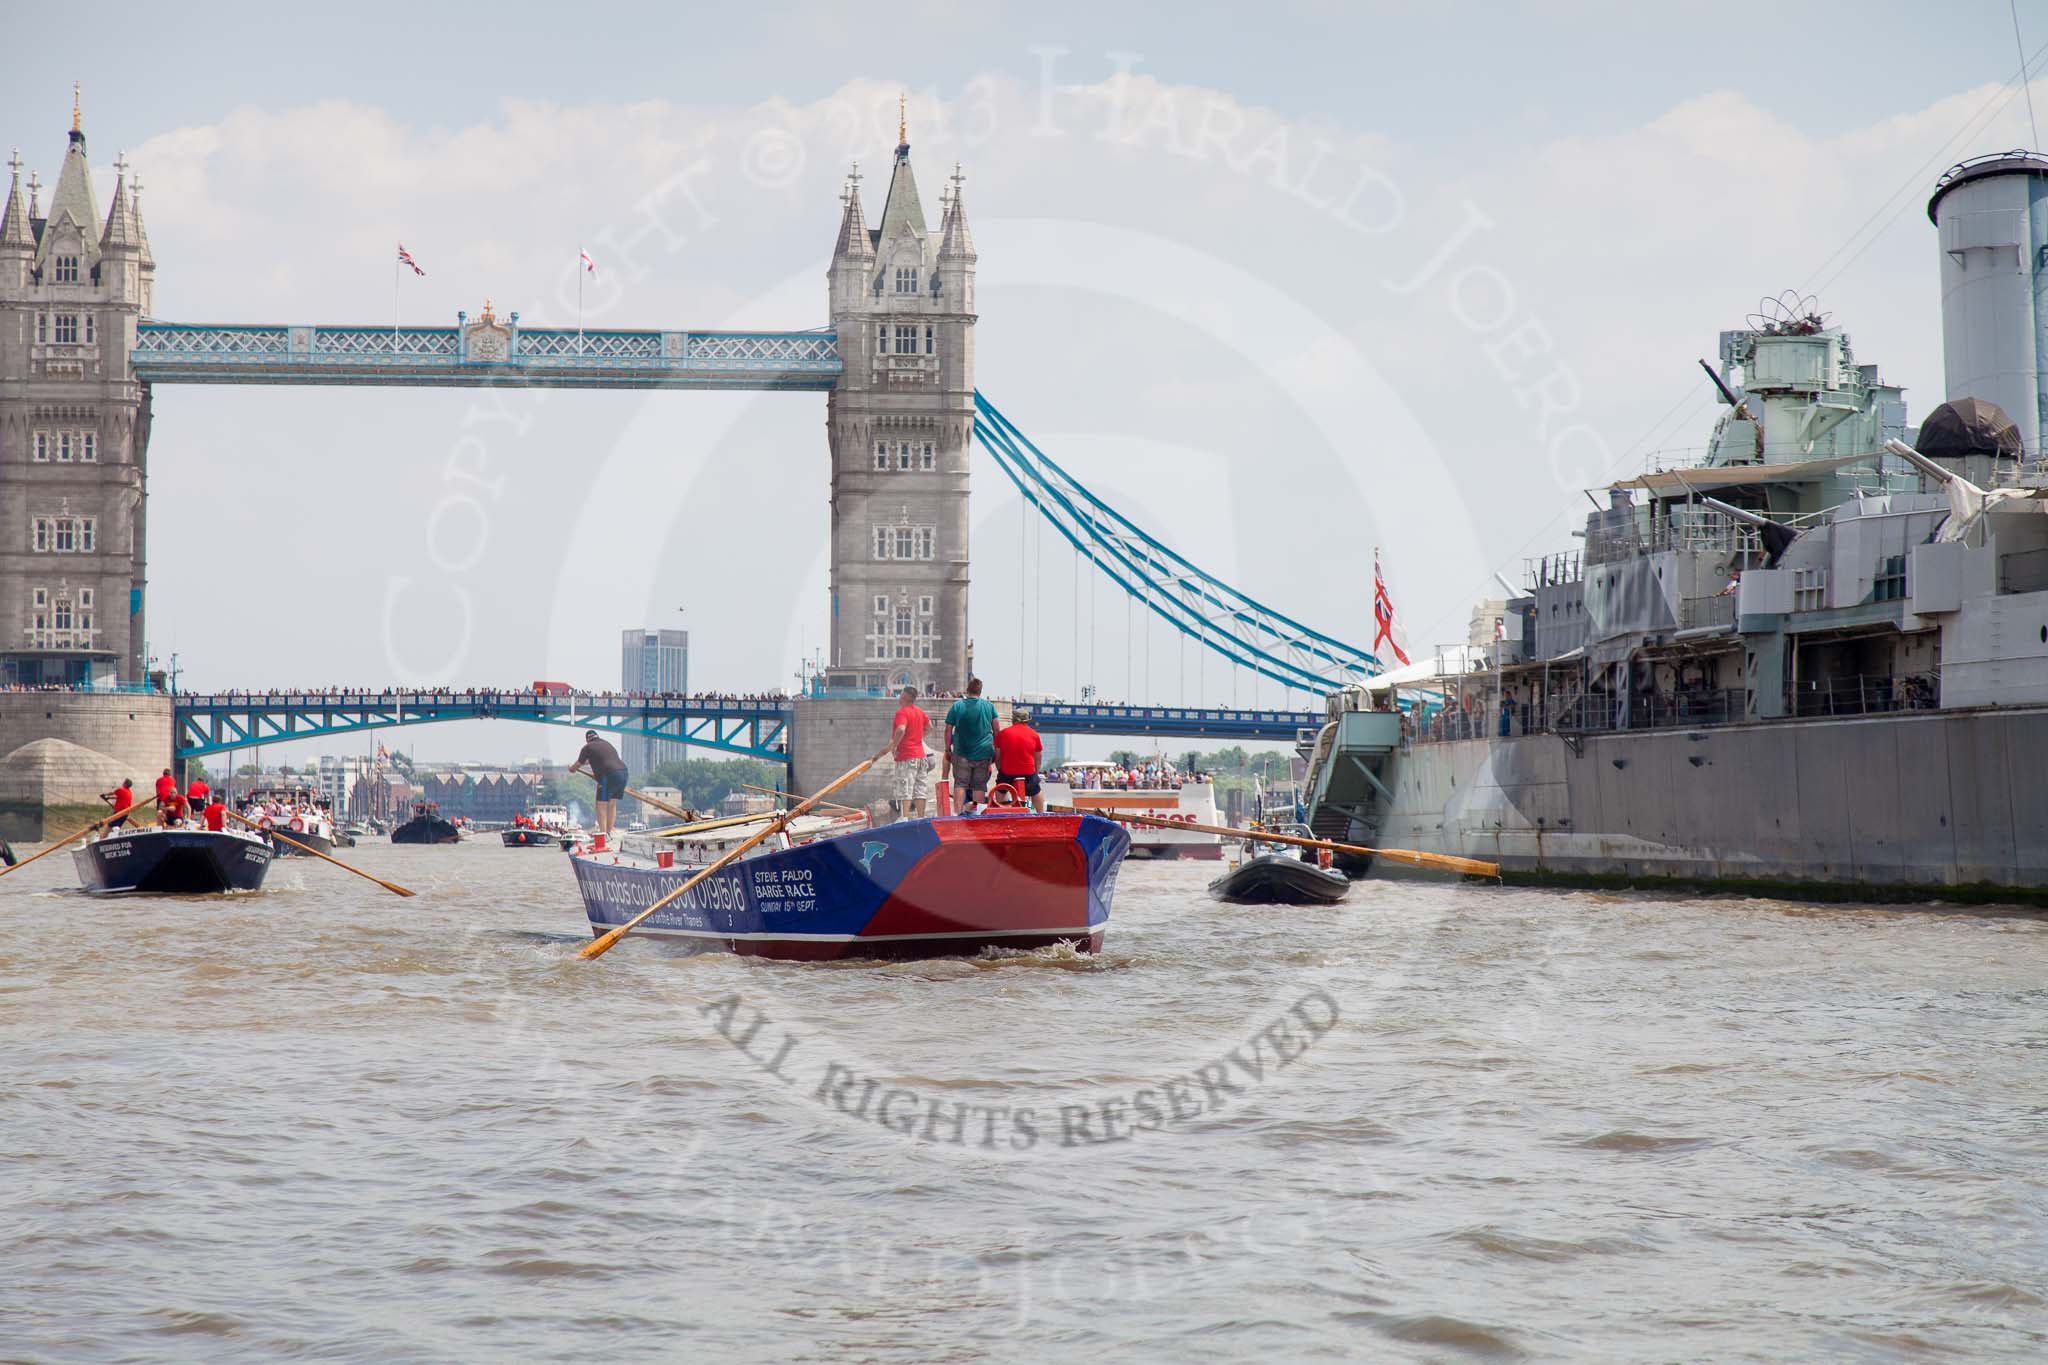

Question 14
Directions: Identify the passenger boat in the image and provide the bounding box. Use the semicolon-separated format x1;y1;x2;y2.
390;800;462;845
1041;767;1224;860
243;786;341;856
569;811;1131;960
73;824;274;894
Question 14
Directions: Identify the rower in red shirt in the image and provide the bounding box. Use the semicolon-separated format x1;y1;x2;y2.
201;795;227;832
100;778;136;830
185;775;211;813
993;708;1047;813
153;769;183;825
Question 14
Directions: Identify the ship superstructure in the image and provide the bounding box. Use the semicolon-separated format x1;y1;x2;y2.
1304;153;2048;899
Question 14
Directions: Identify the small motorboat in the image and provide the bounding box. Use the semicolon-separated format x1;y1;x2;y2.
1209;827;1351;905
73;824;274;894
570;811;1131;961
390;800;462;845
504;803;573;848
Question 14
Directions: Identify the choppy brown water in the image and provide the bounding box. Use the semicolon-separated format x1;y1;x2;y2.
4;839;2047;1361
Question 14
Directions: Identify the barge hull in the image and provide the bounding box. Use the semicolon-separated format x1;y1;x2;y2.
1351;705;2048;901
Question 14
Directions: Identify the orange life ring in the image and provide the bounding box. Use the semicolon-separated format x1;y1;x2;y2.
988;784;1020;808
289;817;306;832
258;816;274;831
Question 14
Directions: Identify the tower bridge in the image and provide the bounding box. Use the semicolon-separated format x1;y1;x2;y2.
2;97;1374;818
169;688;1323;764
3;103;979;695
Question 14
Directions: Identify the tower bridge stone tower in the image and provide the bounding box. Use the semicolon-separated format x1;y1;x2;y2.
824;116;977;694
0;94;155;687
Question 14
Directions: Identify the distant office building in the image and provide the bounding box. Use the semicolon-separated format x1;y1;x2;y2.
621;627;690;773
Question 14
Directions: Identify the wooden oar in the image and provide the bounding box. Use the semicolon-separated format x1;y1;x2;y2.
645;809;797;840
228;809;416;897
739;782;863;818
0;793;160;880
581;744;892;961
626;786;699;823
1050;805;1501;879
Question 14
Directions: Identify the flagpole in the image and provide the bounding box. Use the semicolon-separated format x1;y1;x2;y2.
577;249;585;352
392;250;400;352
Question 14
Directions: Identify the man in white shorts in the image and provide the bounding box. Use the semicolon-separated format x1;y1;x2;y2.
888;685;935;822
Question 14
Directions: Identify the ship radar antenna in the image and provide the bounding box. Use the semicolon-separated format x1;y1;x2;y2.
1748;290;1830;337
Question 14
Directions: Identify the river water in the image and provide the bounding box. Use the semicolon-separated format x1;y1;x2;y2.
4;839;2046;1361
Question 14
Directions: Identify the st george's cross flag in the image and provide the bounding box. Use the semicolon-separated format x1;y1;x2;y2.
397;243;425;276
579;247;597;279
1372;550;1411;667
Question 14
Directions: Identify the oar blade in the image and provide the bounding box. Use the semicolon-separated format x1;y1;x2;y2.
579;927;626;959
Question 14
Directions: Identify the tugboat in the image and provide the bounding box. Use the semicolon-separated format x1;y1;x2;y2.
243;786;342;857
570;811;1131;961
390;800;462;845
73;821;275;894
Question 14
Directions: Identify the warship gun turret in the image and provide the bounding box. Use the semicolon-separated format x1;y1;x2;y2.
1304;153;2048;901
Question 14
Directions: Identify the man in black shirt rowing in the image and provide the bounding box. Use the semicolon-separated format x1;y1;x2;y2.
569;729;628;842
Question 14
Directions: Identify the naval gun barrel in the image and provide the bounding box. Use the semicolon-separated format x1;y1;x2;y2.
1698;495;1772;528
1884;437;1965;488
1699;358;1749;412
1692;488;1801;565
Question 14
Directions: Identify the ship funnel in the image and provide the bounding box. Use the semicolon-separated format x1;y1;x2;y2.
1927;152;2048;455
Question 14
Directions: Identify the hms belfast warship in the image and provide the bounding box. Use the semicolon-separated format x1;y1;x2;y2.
1305;151;2048;901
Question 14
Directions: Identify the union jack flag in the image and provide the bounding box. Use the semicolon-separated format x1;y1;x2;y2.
1372;550;1410;667
579;247;596;278
397;243;425;276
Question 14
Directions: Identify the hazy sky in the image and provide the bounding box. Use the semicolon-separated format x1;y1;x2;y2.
4;1;2042;763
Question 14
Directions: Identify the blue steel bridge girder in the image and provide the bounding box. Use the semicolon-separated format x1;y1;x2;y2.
171;693;1315;762
172;693;793;763
1028;703;1321;743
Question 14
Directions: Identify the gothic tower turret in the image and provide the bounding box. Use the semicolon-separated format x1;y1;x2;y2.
823;110;977;692
0;154;33;289
0;90;153;686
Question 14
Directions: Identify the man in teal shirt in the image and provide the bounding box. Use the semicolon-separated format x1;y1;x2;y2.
943;677;1000;813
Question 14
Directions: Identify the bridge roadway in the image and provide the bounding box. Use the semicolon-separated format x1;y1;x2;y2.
171;690;1323;763
130;323;841;390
